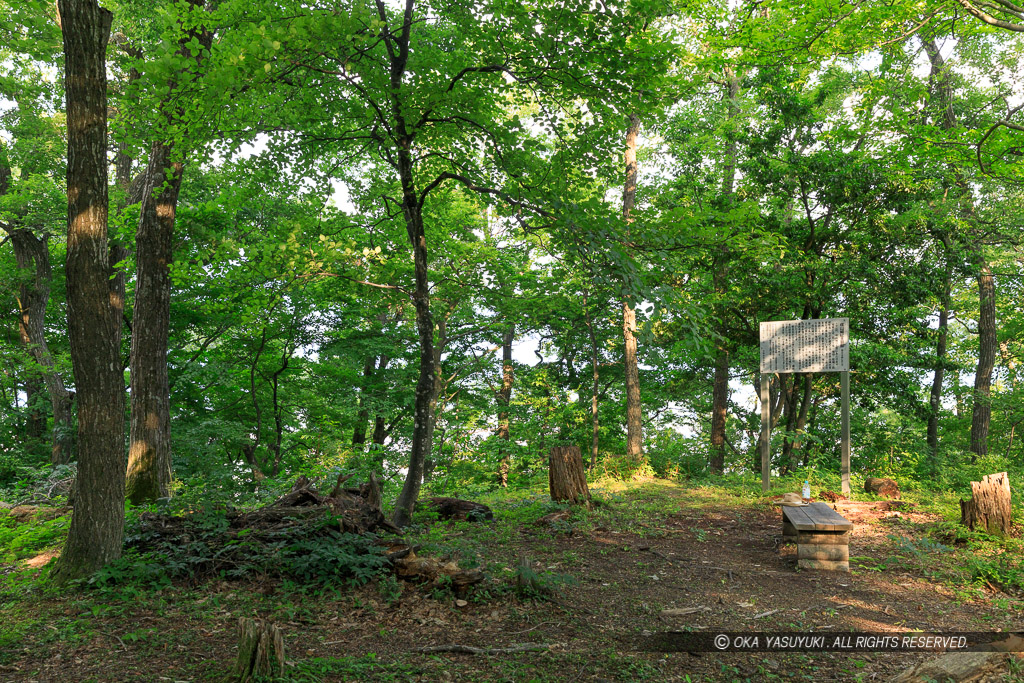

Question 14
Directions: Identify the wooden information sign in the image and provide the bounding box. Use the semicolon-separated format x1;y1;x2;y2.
759;318;851;494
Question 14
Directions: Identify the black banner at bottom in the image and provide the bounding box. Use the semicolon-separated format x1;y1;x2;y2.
637;632;1024;653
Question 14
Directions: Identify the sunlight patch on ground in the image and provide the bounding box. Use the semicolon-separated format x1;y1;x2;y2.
24;549;59;569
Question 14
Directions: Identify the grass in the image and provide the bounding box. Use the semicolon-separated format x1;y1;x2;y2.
2;473;1023;681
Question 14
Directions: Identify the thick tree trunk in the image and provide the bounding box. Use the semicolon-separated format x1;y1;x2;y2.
621;113;643;466
369;354;391;446
9;229;75;463
781;374;809;471
710;70;740;476
124;6;210;504
392;141;433;525
583;294;600;469
1;162;74;464
125;143;182;504
548;445;591;507
960;472;1012;536
496;324;514;487
387;4;434;526
23;376;46;441
969;258;996;460
927;271;950;462
352;355;376;446
709;350;729;474
372;414;387;445
51;0;125;583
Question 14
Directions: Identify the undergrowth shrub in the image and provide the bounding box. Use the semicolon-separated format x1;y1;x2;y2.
90;508;391;590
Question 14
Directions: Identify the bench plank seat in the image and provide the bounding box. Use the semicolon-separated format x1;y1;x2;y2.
783;502;854;531
780;502;852;572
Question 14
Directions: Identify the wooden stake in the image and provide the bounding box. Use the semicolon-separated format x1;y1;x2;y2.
841;370;850;496
761;372;770;493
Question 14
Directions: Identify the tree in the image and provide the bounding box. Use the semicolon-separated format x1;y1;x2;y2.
50;0;126;583
124;0;213;504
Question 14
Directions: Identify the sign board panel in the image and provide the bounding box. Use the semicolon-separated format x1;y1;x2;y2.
760;318;849;373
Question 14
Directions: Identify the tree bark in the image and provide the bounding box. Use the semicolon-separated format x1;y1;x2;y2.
621;113;643;466
709;68;740;475
583;292;600;469
386;0;437;527
960;472;1012;536
1;159;74;463
51;0;125;583
229;618;285;683
352;355;376;446
709;349;729;474
9;229;75;463
927;248;951;463
969;258;996;460
125;142;182;504
548;445;591;507
124;4;210;504
496;323;514;487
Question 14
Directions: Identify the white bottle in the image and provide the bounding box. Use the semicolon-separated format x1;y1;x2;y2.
802;480;811;503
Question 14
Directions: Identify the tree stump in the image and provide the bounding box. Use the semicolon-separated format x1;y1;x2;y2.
864;477;900;498
960;472;1012;536
548;446;591;507
228;617;285;683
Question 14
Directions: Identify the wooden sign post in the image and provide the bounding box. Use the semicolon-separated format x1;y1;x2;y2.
759;318;850;494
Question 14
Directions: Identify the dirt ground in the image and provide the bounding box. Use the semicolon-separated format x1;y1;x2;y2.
1;484;1022;682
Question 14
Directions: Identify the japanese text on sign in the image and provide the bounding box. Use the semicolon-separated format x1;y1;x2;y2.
760;318;849;373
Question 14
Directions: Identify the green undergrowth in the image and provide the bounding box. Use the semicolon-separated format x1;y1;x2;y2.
0;507;70;563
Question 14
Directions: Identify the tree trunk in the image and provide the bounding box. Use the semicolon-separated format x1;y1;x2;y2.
710;69;740;476
709;349;729;474
621;113;644;466
548;445;591;507
583;293;600;469
370;354;391;446
1;162;74;464
352;355;376;446
23;375;46;441
125;1;210;504
9;229;75;464
51;0;125;583
969;258;996;460
960;472;1012;536
125;142;182;504
927;258;951;463
781;374;809;471
496;324;514;487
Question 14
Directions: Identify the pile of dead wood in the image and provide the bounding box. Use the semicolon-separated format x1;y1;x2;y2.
126;474;485;593
248;472;401;535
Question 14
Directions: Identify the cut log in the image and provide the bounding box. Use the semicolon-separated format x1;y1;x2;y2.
422;497;493;522
864;477;900;498
229;617;285;683
389;545;483;597
889;651;1021;683
548;446;591;507
960;472;1012;536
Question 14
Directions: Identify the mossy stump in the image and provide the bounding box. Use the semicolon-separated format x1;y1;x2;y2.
228;617;285;683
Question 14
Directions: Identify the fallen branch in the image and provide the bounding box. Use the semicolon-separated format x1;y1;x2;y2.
414;642;553;655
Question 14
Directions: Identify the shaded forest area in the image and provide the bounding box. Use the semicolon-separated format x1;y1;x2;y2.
1;0;1024;680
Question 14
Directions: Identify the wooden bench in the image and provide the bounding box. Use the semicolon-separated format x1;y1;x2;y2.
782;502;853;571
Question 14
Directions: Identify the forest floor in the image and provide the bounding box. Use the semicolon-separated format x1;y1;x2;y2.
1;477;1023;682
